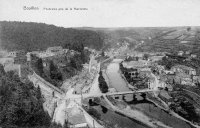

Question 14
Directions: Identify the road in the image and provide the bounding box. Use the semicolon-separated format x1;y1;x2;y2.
182;89;200;98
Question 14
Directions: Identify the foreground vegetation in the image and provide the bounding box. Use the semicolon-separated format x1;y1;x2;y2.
0;64;51;127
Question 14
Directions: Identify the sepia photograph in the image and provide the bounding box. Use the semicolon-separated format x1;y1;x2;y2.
0;0;200;127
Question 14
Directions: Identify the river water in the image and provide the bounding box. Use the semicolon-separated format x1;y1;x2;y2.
106;59;130;92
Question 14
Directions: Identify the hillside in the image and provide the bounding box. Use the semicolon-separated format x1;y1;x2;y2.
136;27;200;56
0;21;104;51
77;27;200;55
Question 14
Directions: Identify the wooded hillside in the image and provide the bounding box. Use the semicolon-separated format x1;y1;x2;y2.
0;21;104;51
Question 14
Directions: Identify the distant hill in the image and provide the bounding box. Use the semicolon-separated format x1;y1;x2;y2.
0;21;104;51
76;27;176;50
135;27;200;56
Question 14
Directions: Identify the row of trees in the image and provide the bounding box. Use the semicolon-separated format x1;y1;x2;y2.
98;71;108;93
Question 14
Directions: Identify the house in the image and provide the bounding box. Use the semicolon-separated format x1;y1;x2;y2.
166;84;173;91
8;50;27;64
164;70;175;75
174;73;195;86
149;55;164;62
125;56;139;61
156;65;165;74
123;60;149;69
139;70;151;78
178;51;184;56
8;50;26;58
74;83;83;94
0;57;14;66
4;64;21;77
171;65;196;85
191;54;197;58
26;52;31;62
128;68;138;78
180;77;194;86
0;51;8;58
111;94;123;100
46;46;63;53
148;76;156;89
193;75;200;82
180;41;190;44
185;51;191;55
171;65;196;76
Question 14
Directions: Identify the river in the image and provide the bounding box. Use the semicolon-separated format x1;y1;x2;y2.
106;59;130;92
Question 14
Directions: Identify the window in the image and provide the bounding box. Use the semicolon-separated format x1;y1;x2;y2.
115;96;119;99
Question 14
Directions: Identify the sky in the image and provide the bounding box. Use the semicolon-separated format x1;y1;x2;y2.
0;0;200;28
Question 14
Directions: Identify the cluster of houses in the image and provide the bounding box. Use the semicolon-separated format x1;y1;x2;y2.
0;46;75;80
120;51;200;105
30;46;71;58
177;50;197;58
153;59;200;86
104;42;129;57
121;55;156;89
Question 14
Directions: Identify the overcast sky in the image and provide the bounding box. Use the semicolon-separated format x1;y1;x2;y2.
0;0;200;28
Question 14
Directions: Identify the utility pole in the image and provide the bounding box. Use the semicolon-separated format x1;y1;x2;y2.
93;120;95;128
81;91;83;103
89;54;93;73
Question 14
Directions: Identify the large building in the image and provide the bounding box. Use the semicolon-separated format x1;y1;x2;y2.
46;46;63;53
8;50;26;58
122;60;149;69
171;65;196;76
7;50;27;64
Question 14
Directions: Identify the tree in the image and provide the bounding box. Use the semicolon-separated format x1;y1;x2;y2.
0;64;5;76
0;69;51;127
135;72;139;78
37;58;44;76
63;120;70;128
36;86;42;100
187;27;191;32
49;60;57;78
136;56;139;61
98;71;108;93
101;51;105;57
143;54;149;60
